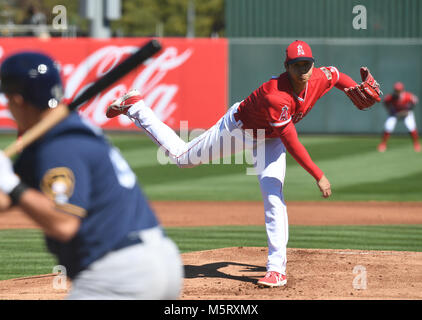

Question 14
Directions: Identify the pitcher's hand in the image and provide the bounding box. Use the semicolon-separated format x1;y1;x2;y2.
317;174;331;198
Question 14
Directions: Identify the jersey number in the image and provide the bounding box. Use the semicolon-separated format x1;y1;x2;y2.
109;148;137;189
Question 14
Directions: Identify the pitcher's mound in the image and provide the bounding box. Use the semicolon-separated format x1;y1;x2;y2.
0;274;69;300
181;247;422;300
0;247;420;300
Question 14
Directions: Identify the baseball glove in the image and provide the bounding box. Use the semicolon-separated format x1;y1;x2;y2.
344;67;382;110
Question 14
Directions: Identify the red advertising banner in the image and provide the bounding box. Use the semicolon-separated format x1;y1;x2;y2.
0;37;228;130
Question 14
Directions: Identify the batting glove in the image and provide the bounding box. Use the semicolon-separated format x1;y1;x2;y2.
0;151;20;194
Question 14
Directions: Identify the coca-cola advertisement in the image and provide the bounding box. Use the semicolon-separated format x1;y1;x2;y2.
0;38;228;130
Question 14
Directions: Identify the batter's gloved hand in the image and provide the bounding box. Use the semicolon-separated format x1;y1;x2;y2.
0;151;20;194
344;67;382;110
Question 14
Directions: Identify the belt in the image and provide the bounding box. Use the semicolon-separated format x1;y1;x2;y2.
113;233;143;251
113;228;166;251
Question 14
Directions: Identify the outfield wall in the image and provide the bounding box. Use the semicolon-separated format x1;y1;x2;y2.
229;38;422;134
0;37;420;134
225;0;422;39
0;37;228;131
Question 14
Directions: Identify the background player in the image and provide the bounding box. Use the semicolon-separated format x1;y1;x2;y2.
377;82;420;152
106;40;381;287
0;51;183;299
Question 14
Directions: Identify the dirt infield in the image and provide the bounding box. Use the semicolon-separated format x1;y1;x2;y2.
181;247;422;300
151;201;422;226
2;201;421;229
0;201;421;300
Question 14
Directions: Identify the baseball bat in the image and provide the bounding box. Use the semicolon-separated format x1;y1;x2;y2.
3;39;162;158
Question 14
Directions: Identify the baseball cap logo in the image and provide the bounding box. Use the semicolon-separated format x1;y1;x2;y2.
285;40;314;65
297;45;305;56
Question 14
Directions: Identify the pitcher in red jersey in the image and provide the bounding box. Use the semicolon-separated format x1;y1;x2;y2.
106;40;381;287
378;82;420;152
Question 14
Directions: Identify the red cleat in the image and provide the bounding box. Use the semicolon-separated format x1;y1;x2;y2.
377;142;387;152
257;271;287;287
106;89;142;118
414;143;421;153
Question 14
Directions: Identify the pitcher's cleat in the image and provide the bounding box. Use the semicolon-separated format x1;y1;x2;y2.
106;89;143;118
257;271;287;287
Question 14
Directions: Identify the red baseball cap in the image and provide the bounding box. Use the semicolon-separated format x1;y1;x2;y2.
393;82;404;91
285;40;314;65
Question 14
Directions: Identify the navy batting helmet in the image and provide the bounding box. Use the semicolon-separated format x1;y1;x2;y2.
0;51;63;109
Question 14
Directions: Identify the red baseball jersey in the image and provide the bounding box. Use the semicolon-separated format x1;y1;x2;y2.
236;66;340;138
383;92;418;113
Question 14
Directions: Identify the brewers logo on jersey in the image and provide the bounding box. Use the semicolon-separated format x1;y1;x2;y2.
40;166;87;218
41;167;75;204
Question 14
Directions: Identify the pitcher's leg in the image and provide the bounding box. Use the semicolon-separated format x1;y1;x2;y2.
127;101;189;164
127;100;243;167
255;138;288;275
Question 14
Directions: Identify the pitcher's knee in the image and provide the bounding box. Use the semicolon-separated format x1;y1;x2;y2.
260;177;284;199
266;194;284;207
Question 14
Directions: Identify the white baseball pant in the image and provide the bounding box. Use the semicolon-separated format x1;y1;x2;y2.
127;101;289;275
384;111;417;133
67;227;183;300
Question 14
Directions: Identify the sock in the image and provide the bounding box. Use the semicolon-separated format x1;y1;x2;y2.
381;132;390;144
410;130;420;144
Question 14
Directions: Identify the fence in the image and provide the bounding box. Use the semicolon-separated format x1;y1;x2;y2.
229;38;422;134
0;36;420;134
225;0;422;38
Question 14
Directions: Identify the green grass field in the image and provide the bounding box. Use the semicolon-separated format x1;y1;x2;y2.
1;224;421;280
108;133;422;202
1;133;420;201
0;133;420;280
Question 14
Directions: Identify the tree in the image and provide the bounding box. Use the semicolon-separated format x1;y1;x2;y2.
5;0;225;38
112;0;224;37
